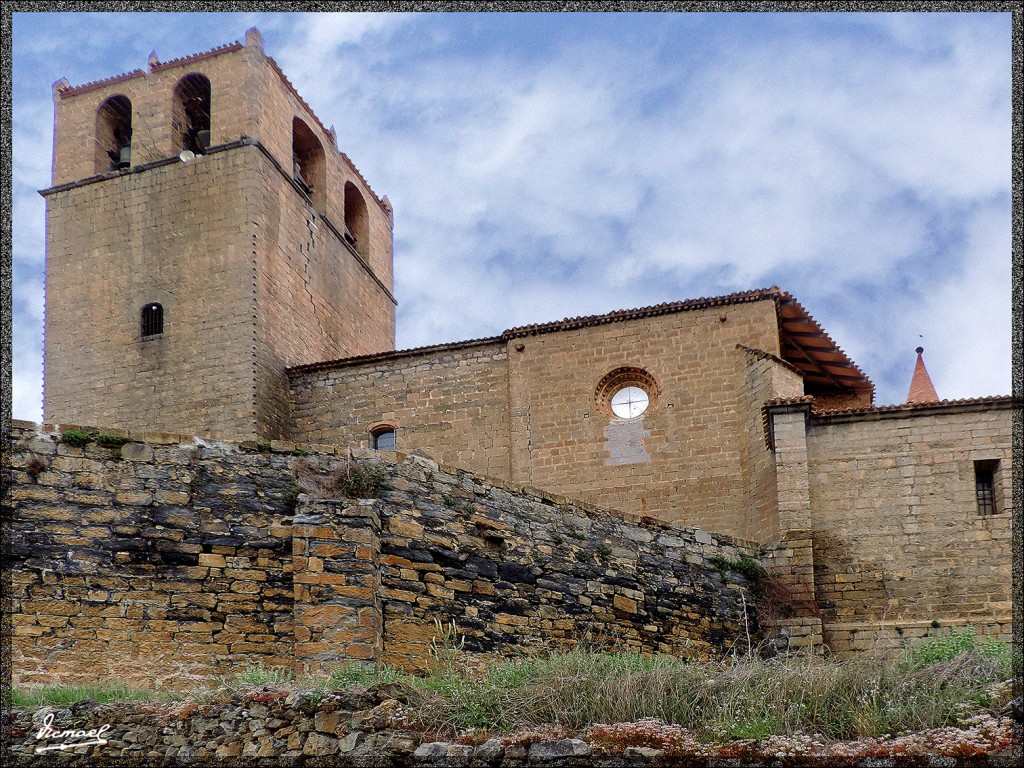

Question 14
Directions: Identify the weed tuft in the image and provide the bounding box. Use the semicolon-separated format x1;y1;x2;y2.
237;664;295;686
293;457;391;499
58;429;94;447
96;432;131;448
12;683;179;708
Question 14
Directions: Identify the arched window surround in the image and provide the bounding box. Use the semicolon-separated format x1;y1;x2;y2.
291;117;326;210
96;94;133;173
369;422;397;451
343;181;370;258
172;73;212;155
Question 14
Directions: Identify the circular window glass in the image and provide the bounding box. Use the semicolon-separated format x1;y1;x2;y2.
610;386;649;419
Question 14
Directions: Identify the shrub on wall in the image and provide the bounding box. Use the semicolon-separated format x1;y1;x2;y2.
293;457;391;499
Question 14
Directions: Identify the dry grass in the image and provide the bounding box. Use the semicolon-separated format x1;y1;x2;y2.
392;641;1015;740
293;457;390;500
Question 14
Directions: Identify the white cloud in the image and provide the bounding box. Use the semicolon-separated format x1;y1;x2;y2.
10;12;1012;420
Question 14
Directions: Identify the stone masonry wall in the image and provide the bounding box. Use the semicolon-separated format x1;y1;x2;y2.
288;342;512;478
289;299;788;539
9;423;298;689
9;421;765;691
253;143;397;441
371;452;762;671
43;148;260;440
805;402;1014;658
45;30;396;443
736;348;804;544
50;30;394;285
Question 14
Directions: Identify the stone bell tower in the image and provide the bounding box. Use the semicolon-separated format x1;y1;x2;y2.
42;28;396;441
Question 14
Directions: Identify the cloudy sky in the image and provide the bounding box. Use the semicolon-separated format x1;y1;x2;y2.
9;9;1013;420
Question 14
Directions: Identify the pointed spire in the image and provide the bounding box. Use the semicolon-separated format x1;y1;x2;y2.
906;347;939;403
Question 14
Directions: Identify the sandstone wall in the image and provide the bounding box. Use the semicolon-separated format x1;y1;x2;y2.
9;421;764;690
288;342;512;478
9;425;298;689
43;148;260;441
50;30;394;284
45;31;396;443
804;402;1014;657
289;299;788;537
736;348;804;543
372;453;761;671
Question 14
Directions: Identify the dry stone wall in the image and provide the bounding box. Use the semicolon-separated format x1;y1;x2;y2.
8;421;766;690
9;424;298;689
372;453;762;670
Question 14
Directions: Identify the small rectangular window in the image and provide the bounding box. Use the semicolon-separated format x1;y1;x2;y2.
974;460;999;515
141;303;163;337
373;429;396;451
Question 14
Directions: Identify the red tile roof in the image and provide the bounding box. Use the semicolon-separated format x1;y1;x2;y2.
906;347;940;404
811;394;1015;416
289;287;872;395
774;292;873;397
764;394;1015;417
56;69;145;98
760;394;1015;448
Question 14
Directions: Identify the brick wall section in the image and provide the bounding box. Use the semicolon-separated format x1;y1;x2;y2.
9;421;768;690
289;300;789;537
804;403;1014;657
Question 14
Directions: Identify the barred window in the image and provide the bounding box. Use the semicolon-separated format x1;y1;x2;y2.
141;303;164;337
974;460;998;515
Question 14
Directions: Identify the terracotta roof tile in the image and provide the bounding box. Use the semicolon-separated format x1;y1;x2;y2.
289;287;877;391
774;291;874;396
288;335;505;374
906;347;940;404
57;69;145;98
503;287;783;338
148;41;243;72
810;395;1016;416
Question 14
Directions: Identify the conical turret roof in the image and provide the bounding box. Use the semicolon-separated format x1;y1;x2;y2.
906;347;939;403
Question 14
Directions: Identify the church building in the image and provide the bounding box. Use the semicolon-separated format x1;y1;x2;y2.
39;30;1014;657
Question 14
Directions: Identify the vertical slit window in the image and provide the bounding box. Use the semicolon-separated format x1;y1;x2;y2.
141;303;164;337
974;460;998;515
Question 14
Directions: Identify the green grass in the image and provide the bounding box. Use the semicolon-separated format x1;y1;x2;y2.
328;662;407;688
395;634;1014;740
904;625;1009;668
11;631;1013;745
237;664;295;686
11;683;180;708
